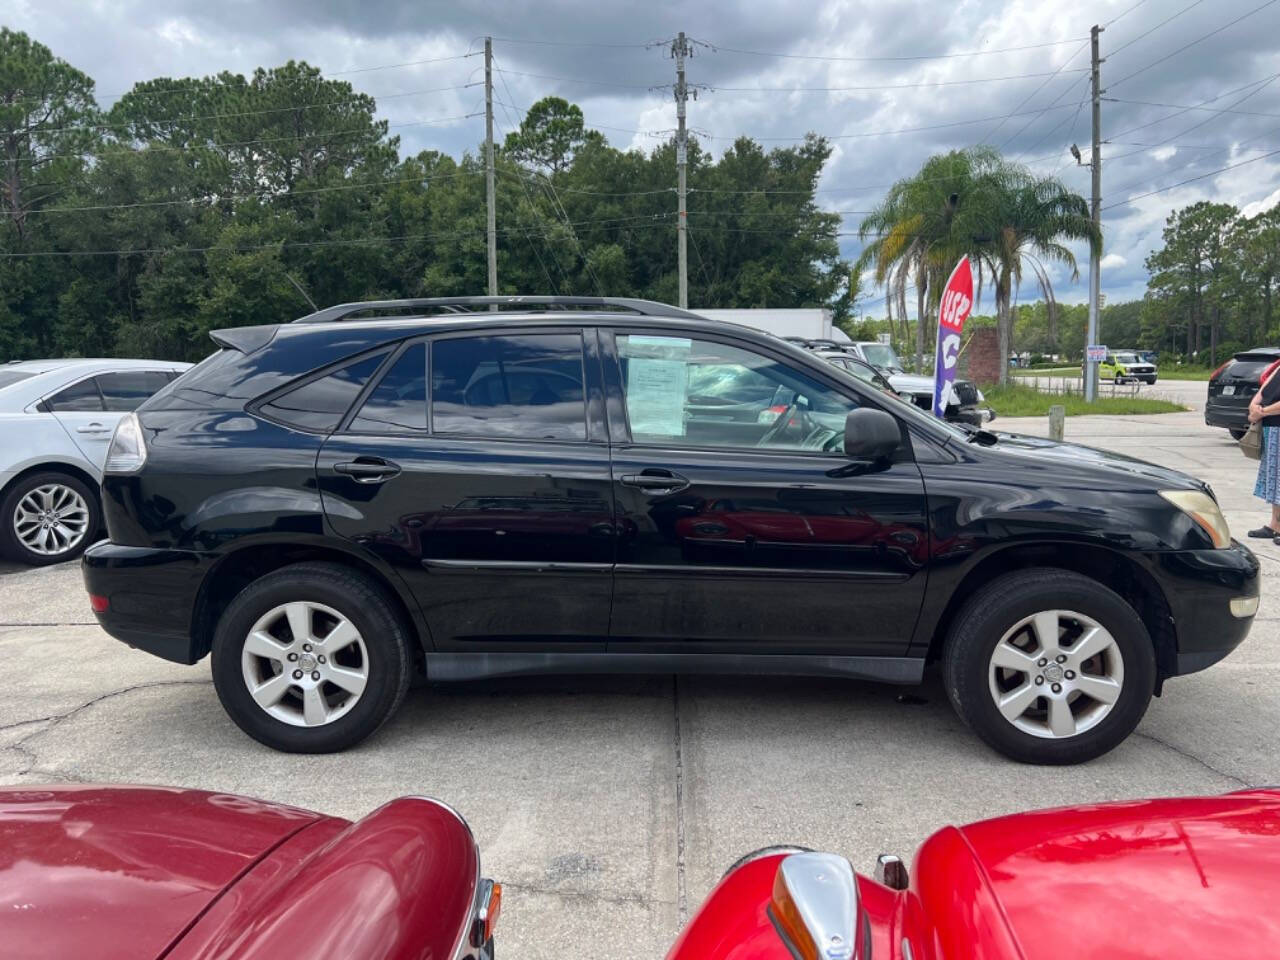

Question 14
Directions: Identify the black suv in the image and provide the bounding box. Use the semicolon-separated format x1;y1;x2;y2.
1205;347;1280;439
84;297;1259;763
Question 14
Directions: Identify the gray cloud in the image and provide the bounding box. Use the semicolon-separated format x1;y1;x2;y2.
6;0;1280;310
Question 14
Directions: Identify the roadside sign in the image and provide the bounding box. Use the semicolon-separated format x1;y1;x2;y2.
877;332;891;345
1086;345;1107;362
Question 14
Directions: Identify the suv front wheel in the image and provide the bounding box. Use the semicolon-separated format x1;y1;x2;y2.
211;562;411;752
943;568;1155;765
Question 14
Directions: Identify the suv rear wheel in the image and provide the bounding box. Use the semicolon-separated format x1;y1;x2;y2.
943;568;1155;765
211;562;411;752
0;471;99;566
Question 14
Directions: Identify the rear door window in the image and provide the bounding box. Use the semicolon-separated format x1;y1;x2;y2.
348;343;427;433
260;351;388;432
96;371;174;411
431;333;586;440
45;378;104;412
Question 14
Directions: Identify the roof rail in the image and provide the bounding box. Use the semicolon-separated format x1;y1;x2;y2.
292;296;705;324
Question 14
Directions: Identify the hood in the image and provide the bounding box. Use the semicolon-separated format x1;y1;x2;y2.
956;791;1280;960
888;372;933;393
0;786;323;960
975;430;1204;492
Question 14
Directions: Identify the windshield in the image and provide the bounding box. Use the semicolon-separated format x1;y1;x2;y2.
0;370;35;390
1114;353;1139;364
859;344;901;370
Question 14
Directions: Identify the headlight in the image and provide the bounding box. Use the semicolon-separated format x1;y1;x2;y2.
104;412;147;473
975;388;985;402
1160;490;1230;548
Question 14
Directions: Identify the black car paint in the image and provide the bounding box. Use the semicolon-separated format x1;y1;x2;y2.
85;312;1258;684
1205;349;1280;434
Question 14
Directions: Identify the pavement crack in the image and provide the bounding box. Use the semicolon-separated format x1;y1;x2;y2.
1134;731;1251;788
2;679;212;776
673;675;688;926
501;880;674;909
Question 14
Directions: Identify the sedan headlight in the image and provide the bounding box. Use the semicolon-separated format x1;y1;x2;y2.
104;412;147;473
1160;490;1230;548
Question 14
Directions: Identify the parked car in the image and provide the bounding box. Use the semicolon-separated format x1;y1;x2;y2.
0;784;498;960
668;788;1280;960
1206;347;1280;440
813;348;995;426
1097;350;1157;384
83;296;1258;763
0;358;190;565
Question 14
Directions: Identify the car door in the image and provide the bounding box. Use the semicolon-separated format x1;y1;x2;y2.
317;328;614;651
602;329;929;656
43;370;176;471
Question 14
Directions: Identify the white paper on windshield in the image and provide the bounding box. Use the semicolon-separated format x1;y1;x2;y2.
622;336;691;437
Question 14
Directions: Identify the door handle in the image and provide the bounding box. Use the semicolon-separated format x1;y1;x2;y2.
334;458;402;483
620;471;690;494
76;423;111;435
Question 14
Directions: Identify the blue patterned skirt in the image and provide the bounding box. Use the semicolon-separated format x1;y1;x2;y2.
1256;426;1280;504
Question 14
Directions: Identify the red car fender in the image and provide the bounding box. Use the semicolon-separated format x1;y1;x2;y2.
168;797;480;960
904;826;1024;960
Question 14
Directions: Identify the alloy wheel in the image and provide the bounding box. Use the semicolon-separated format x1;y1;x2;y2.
987;609;1125;739
13;483;90;557
240;601;370;727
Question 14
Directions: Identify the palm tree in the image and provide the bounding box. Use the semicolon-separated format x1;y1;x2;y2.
983;171;1101;383
858;149;1099;383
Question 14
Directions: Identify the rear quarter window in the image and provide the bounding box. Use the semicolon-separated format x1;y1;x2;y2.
259;351;389;432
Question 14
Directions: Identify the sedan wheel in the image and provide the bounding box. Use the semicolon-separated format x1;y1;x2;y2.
241;601;370;728
0;472;101;566
987;609;1124;740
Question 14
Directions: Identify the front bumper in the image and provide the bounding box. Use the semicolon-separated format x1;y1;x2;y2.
1152;540;1260;676
82;541;211;664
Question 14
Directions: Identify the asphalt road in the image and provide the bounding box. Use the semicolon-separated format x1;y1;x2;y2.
1019;374;1208;411
1;408;1275;959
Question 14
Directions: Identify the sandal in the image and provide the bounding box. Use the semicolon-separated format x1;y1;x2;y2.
1248;526;1279;538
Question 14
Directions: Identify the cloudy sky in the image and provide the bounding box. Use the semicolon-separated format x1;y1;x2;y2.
7;0;1280;312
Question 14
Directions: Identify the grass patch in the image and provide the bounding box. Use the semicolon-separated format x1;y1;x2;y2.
1012;366;1216;381
983;383;1187;417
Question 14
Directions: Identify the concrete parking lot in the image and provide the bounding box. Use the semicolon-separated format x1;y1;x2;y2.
1;407;1276;959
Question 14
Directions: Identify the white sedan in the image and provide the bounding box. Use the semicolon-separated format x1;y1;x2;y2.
0;358;190;565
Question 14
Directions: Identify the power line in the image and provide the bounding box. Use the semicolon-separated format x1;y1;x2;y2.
6;169;486;217
31;83;479;136
3;53;481;110
486;36;662;50
1108;0;1279;89
1103;147;1280;209
1106;89;1280;132
694;36;1090;62
1105;0;1205;58
987;38;1092;147
1105;0;1150;27
14;112;483;164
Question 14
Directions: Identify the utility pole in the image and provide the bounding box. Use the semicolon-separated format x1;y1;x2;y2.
1084;23;1103;402
672;32;692;310
485;36;497;305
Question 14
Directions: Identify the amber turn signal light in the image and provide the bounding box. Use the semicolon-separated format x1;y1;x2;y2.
769;852;857;960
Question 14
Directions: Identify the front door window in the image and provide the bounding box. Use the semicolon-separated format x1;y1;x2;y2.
615;334;857;454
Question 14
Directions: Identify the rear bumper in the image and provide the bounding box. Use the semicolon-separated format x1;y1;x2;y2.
1204;398;1250;430
82;541;210;664
1151;540;1260;676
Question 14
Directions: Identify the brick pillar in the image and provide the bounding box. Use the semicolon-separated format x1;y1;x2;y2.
961;327;1002;386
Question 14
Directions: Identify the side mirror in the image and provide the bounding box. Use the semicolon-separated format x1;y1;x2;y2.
844;408;900;461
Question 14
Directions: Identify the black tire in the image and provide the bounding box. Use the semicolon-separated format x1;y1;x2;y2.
1114;375;1123;384
1229;427;1247;441
942;568;1156;765
211;562;412;753
0;470;101;566
1146;377;1157;385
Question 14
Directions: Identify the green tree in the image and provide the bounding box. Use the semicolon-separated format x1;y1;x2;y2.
503;97;586;175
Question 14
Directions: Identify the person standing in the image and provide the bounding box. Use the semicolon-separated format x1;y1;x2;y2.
1249;363;1280;542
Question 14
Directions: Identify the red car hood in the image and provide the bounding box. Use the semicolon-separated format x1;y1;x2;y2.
915;789;1280;959
0;785;323;960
